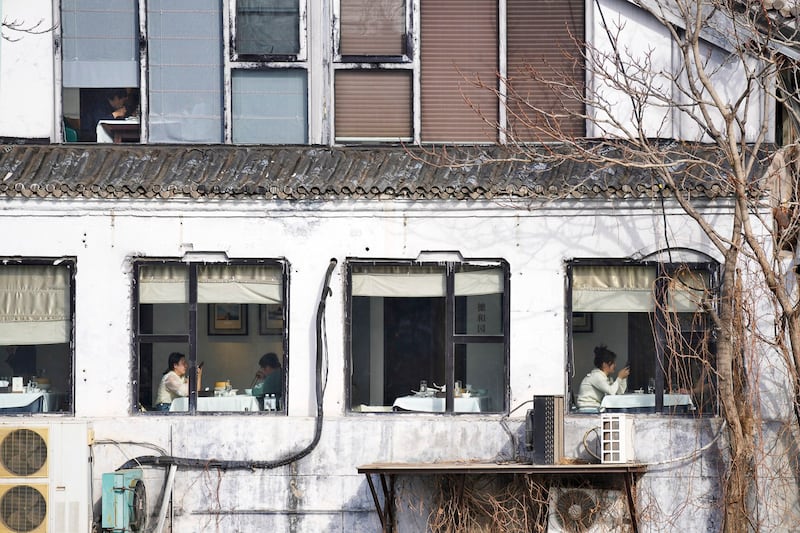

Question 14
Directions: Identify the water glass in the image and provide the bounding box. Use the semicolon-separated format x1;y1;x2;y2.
647;378;655;394
419;380;428;393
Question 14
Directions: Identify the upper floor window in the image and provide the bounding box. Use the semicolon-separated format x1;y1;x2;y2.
233;0;303;59
568;258;718;416
347;258;509;414
133;260;288;414
0;260;75;414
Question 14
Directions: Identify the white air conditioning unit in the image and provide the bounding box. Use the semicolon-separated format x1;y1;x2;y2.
0;422;91;533
600;413;635;464
548;488;631;533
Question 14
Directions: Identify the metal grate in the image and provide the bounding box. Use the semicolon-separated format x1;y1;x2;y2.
1;430;47;477
0;485;46;532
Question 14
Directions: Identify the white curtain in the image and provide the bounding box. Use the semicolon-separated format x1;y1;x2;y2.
0;265;71;344
352;268;504;297
138;264;283;304
572;265;709;313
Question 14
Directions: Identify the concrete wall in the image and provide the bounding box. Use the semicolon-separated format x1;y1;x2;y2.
1;196;784;532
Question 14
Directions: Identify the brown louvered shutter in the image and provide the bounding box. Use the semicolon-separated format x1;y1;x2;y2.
335;70;412;139
421;1;498;143
507;0;585;140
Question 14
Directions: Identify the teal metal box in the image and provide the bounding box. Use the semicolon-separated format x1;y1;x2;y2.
101;468;146;532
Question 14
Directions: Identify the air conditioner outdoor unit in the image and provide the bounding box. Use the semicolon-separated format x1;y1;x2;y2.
547;488;631;533
600;413;635;464
0;422;91;533
524;396;564;464
101;468;147;532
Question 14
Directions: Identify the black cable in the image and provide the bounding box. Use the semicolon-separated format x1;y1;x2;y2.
119;258;338;472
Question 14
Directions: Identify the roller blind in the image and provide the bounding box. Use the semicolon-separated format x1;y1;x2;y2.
335;70;412;139
352;268;503;297
573;265;710;313
507;0;585;140
61;0;139;88
0;265;71;344
139;265;283;304
572;266;656;312
420;0;498;142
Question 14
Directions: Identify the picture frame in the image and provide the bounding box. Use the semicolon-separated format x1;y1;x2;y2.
572;312;593;333
259;304;284;335
208;304;248;335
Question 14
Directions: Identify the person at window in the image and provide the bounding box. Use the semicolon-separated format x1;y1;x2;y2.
154;352;202;411
575;345;630;411
4;345;36;379
250;352;283;398
80;88;129;142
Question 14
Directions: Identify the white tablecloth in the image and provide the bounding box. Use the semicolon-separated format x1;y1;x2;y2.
169;395;260;412
96;117;140;143
601;393;693;410
392;395;487;413
0;392;59;412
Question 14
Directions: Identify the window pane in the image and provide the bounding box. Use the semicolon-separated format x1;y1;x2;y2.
351;292;446;410
61;0;139;87
148;0;223;143
0;262;73;414
232;70;308;144
340;0;405;56
455;343;504;413
236;0;300;56
454;266;504;335
335;71;412;140
136;263;286;414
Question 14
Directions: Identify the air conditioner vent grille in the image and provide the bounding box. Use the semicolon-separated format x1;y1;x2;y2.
1;430;47;477
0;485;46;532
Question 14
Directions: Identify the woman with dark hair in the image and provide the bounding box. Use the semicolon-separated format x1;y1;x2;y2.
154;352;202;411
251;352;282;398
575;345;629;410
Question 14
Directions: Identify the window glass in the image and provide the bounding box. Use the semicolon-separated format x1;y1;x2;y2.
235;0;300;56
349;261;507;414
232;70;308;144
135;262;286;414
340;0;406;56
570;263;717;415
0;263;74;414
147;0;224;143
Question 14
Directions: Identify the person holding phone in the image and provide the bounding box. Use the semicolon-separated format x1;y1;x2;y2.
575;344;630;411
153;352;203;411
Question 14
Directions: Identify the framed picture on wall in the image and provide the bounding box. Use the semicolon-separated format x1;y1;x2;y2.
208;304;248;335
259;304;284;335
572;312;593;333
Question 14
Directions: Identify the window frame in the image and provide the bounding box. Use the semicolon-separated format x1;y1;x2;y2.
345;257;510;415
0;257;76;416
131;257;290;415
566;256;720;416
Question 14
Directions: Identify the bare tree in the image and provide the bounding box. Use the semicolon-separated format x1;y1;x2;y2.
1;17;52;42
443;1;800;532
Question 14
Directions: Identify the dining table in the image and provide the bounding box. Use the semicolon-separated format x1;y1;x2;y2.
96;117;140;143
169;395;260;412
0;392;60;413
601;393;694;412
392;395;488;413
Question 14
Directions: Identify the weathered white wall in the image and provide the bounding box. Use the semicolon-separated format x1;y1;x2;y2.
0;196;766;532
0;0;54;139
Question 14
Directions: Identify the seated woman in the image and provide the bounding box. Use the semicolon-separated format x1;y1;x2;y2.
575;345;630;411
251;352;283;399
154;352;202;411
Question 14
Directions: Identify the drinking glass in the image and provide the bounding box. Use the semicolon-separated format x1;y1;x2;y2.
419;380;428;393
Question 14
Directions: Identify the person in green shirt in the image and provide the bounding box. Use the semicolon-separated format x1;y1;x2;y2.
251;352;283;399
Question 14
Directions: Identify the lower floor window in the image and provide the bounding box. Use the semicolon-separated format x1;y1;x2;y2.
569;260;718;416
347;259;509;414
0;261;74;414
134;260;288;414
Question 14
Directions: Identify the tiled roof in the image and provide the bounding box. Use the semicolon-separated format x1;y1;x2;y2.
0;143;758;201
